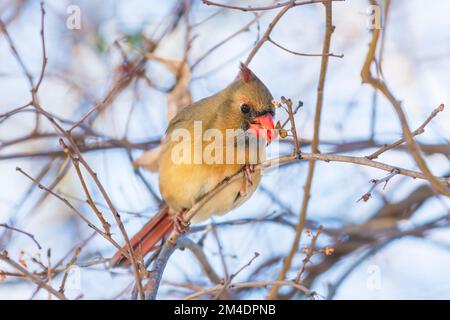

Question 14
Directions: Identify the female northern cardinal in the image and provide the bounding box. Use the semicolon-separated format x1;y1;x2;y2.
112;63;276;265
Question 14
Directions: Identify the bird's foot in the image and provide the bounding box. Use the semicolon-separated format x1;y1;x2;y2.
243;164;255;185
172;210;190;234
240;164;255;197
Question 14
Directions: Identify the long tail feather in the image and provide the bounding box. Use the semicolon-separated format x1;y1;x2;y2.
111;205;173;267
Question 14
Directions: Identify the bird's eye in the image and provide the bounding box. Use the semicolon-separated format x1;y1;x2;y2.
240;104;251;114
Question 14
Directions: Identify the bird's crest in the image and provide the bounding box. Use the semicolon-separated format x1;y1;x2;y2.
238;62;256;82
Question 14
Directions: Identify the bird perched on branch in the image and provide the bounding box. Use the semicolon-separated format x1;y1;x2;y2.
112;63;276;266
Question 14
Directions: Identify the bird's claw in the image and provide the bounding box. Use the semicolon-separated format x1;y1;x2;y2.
240;164;255;197
243;164;255;186
172;212;190;234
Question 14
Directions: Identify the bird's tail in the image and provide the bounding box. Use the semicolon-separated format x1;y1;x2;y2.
111;205;173;267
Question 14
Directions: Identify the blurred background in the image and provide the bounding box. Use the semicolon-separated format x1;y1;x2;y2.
0;0;449;299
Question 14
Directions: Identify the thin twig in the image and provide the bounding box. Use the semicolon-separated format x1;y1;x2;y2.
0;19;33;87
295;225;323;282
59;248;81;294
357;169;400;202
191;13;262;69
60;140;111;235
46;249;52;300
213;252;260;299
367;104;445;160
0;223;42;250
202;0;343;12
33;2;47;93
244;2;294;65
282;97;301;155
177;237;222;285
269;37;343;58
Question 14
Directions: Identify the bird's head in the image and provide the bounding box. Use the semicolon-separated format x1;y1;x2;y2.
218;63;276;143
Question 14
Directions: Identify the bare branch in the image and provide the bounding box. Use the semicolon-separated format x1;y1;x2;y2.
0;251;67;300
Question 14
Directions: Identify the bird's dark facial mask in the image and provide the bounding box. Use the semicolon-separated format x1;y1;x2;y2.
247;113;277;143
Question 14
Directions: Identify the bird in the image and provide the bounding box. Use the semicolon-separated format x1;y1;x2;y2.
112;63;276;266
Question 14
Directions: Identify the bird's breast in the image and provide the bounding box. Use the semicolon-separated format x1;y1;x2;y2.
158;134;265;222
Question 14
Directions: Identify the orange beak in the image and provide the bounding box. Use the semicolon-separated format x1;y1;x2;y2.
248;114;277;143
